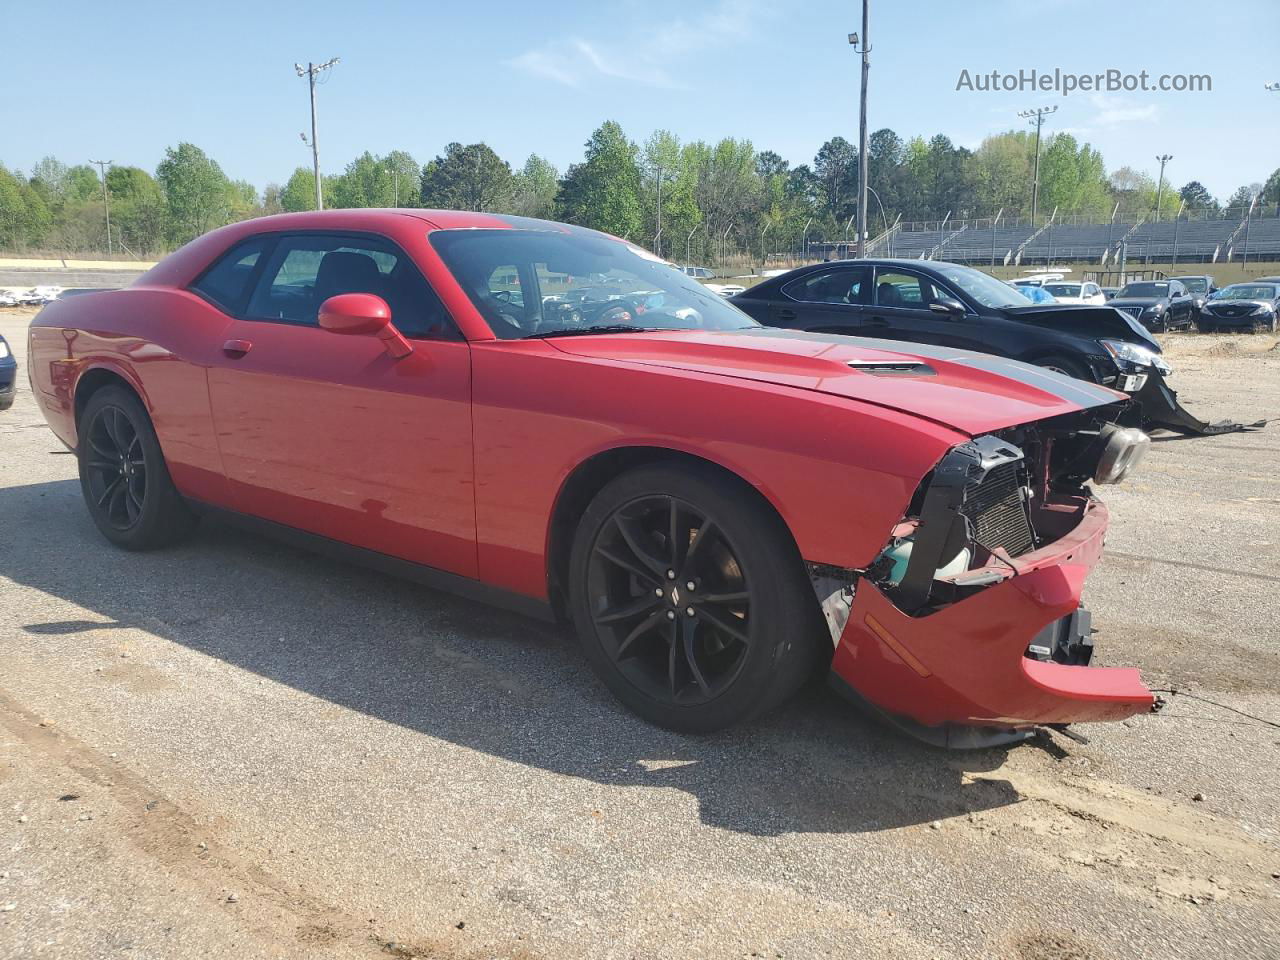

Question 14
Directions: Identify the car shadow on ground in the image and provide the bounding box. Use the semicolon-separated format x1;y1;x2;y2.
2;478;1027;837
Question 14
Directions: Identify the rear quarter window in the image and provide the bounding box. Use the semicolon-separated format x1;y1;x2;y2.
190;237;271;312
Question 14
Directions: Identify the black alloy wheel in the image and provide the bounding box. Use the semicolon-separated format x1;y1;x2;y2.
587;494;752;706
569;463;824;733
77;385;196;550
83;403;147;530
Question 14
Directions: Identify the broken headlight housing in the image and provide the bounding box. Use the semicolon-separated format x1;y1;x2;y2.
1101;338;1171;376
1092;424;1150;484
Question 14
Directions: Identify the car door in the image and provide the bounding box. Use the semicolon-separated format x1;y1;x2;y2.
863;268;982;350
1168;281;1192;325
205;231;477;578
769;265;874;333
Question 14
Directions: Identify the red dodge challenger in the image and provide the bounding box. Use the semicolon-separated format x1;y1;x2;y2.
28;210;1157;747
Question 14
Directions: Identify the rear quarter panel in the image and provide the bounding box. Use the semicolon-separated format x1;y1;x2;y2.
469;340;966;599
29;288;235;504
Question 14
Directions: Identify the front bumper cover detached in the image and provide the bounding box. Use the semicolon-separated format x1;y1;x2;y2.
1133;368;1267;436
829;498;1155;747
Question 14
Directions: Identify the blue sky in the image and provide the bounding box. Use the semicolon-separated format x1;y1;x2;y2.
3;0;1277;203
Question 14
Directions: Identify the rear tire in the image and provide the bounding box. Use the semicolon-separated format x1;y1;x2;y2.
1034;354;1092;381
568;462;825;733
77;385;197;550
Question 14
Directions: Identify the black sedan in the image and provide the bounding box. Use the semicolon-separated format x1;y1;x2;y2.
0;333;15;410
730;258;1166;389
1169;274;1217;312
729;258;1258;435
1198;282;1280;333
1108;280;1196;332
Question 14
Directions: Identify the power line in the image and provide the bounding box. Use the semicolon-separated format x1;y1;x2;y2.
1017;105;1057;224
294;57;340;210
88;159;112;255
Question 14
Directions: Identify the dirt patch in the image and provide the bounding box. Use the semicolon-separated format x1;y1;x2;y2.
1011;930;1097;960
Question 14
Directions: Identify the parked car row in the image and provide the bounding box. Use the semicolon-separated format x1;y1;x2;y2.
26;210;1162;751
1000;272;1276;335
0;285;62;307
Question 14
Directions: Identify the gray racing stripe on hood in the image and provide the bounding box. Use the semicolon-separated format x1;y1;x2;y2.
730;327;1122;411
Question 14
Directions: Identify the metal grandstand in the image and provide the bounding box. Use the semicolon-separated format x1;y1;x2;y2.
862;205;1280;265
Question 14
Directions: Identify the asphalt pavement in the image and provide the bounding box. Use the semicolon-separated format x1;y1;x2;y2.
1;307;1277;960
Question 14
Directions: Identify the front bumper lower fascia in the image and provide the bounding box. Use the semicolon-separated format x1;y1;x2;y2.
829;498;1155;736
1133;368;1266;436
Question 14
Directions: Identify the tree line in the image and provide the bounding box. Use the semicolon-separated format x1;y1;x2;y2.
2;122;1278;262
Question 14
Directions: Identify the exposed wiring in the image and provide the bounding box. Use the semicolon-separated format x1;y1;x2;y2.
1149;688;1280;731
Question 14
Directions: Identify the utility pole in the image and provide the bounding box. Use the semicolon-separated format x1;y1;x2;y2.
1017;105;1057;224
654;164;664;258
849;2;870;257
89;159;112;255
1153;154;1173;222
295;57;340;210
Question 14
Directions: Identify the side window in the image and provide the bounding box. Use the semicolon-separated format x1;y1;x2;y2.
244;234;454;338
190;237;270;312
874;271;934;308
782;266;872;304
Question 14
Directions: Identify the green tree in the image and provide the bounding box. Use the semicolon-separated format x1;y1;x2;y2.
510;154;559;219
556;121;643;239
105;166;167;254
1224;184;1259;215
972;132;1033;217
813;136;857;222
281;168;317;212
420;142;513;212
331;151;393;208
1038;134;1109;220
1259;168;1280;216
1178;180;1218;218
155;142;232;244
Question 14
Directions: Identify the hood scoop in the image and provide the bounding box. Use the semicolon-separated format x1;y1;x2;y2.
846;359;937;377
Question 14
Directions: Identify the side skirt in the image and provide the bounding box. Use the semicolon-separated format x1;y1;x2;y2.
189;502;557;623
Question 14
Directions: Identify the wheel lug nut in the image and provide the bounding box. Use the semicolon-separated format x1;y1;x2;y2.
666;570;676;580
686;606;695;617
666;610;676;620
685;581;696;591
654;588;664;597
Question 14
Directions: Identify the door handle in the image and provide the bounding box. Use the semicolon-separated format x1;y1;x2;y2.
776;308;798;322
863;316;890;328
222;339;253;358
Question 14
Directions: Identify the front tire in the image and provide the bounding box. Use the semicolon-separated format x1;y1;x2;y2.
568;463;824;733
1034;354;1092;381
77;385;196;550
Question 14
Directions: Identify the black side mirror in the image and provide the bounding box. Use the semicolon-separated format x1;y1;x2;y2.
928;296;965;317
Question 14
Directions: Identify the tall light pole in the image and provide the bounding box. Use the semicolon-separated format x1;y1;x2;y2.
849;2;870;258
1154;154;1173;222
1018;105;1057;224
89;159;112;255
295;57;340;210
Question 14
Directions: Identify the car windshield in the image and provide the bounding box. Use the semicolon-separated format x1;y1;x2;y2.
430;229;756;339
1118;282;1169;298
935;264;1032;308
1217;284;1277;300
1177;277;1209;293
1043;283;1081;297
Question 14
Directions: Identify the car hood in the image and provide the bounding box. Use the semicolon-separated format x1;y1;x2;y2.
548;327;1124;435
1108;297;1167;308
1001;303;1160;350
1205;299;1270;310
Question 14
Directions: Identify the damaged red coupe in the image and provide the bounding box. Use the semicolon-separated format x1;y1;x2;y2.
28;210;1158;747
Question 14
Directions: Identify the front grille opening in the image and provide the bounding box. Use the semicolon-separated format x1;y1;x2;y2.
964;460;1036;557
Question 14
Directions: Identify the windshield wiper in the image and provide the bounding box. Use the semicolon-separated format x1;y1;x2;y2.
525;324;656;339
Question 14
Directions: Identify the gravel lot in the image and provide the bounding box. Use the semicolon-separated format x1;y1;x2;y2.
1;306;1278;960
